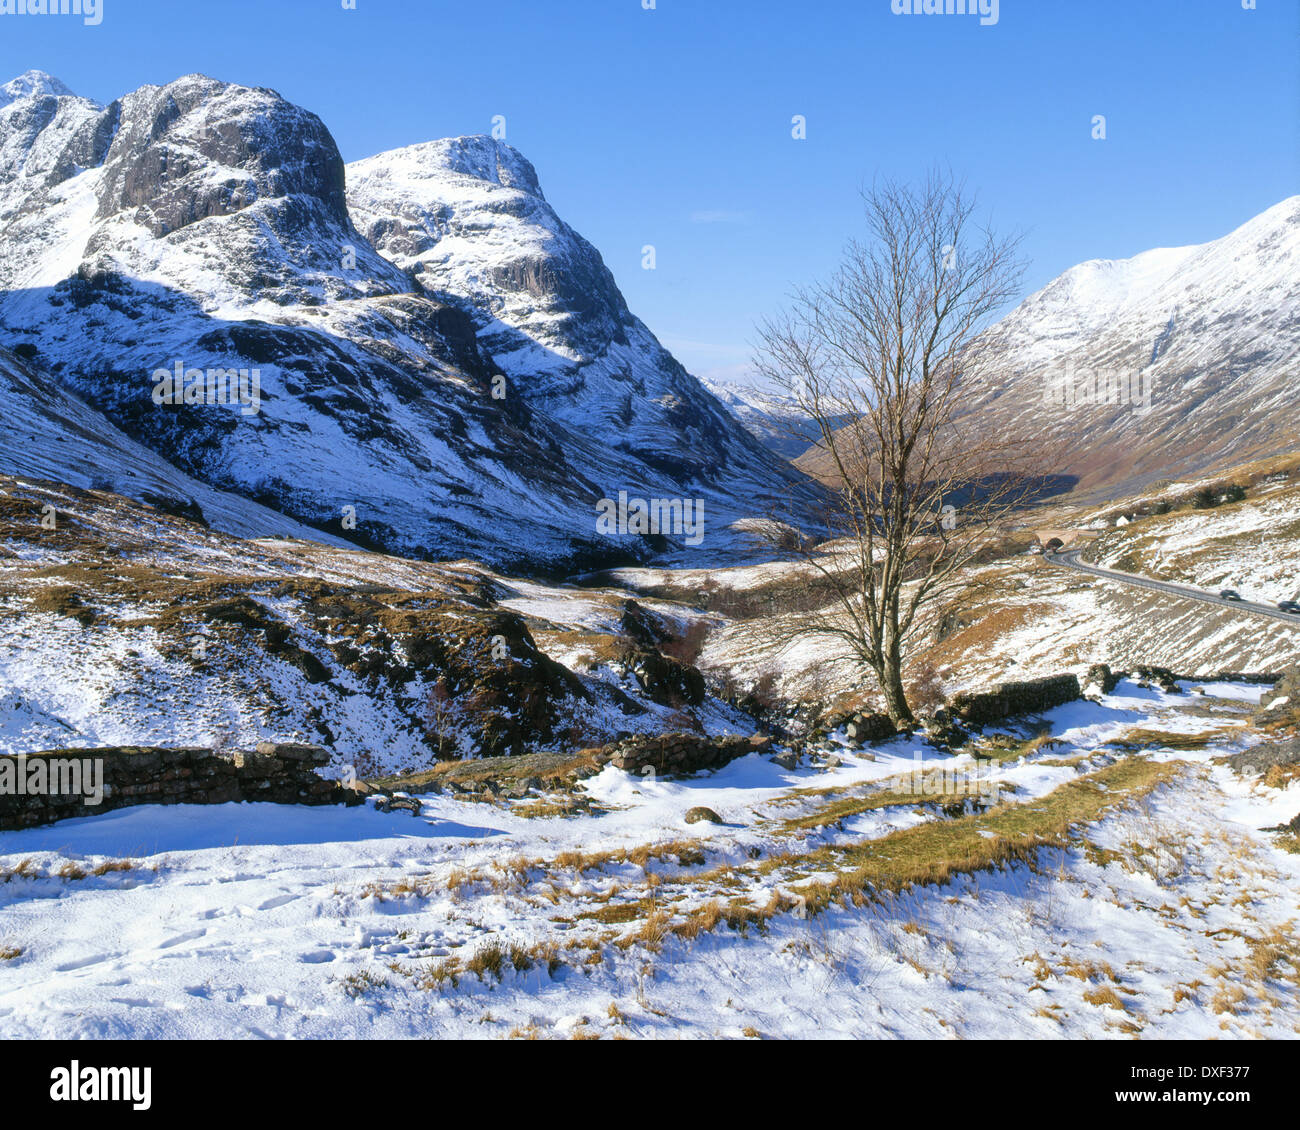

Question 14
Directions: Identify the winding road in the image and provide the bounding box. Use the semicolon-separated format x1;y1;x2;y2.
1046;549;1300;627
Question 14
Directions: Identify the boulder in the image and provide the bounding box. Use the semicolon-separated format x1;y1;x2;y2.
684;806;724;825
844;712;897;743
1132;665;1180;693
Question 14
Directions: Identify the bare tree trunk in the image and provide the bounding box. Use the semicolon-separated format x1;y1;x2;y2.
879;664;914;727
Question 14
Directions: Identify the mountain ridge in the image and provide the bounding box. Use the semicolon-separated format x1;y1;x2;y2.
0;71;818;570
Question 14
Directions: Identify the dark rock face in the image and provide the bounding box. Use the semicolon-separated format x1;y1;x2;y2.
618;599;670;648
94;76;349;236
139;490;207;526
296;592;588;758
624;647;706;708
0;743;359;831
951;674;1082;726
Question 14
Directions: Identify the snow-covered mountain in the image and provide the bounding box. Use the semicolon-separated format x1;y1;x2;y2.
954;197;1300;495
0;71;815;570
698;376;852;460
346;138;801;490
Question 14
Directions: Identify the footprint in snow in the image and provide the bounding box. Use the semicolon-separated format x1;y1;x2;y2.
53;952;113;972
156;928;207;949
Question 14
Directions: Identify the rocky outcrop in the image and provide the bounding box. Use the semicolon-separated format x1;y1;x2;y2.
0;742;359;831
623;647;706;707
951;674;1082;726
1132;665;1181;693
1083;663;1122;696
1254;665;1300;730
1224;736;1300;777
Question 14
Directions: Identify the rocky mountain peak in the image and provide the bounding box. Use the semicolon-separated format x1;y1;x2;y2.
417;135;545;198
0;70;78;108
95;74;350;237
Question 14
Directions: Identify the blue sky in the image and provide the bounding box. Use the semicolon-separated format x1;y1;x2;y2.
2;0;1296;382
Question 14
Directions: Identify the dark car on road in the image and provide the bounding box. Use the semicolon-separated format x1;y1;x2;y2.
1278;600;1300;613
1219;589;1243;601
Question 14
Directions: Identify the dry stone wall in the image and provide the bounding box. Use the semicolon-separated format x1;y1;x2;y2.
0;742;358;831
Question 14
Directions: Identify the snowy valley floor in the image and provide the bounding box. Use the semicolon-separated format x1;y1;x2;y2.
1;681;1298;1040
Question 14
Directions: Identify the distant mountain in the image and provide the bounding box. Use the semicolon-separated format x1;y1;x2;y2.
0;71;816;570
793;198;1300;498
954;197;1300;495
697;376;847;461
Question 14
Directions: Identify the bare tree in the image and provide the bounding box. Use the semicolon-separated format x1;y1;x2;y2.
423;676;457;761
754;172;1033;726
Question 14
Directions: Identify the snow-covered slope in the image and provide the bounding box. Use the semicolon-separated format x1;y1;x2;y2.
0;72;815;571
955;197;1300;495
0;345;341;542
0;473;758;768
3;681;1298;1039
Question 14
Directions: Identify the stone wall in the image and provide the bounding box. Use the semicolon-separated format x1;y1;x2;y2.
0;742;359;831
951;674;1082;726
593;732;772;777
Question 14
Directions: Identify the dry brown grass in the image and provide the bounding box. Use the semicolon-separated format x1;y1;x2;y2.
0;858;37;883
758;756;1182;918
1082;985;1129;1011
1060;956;1120;983
1210;983;1248;1016
415;955;463;991
464;939;506;982
1114;727;1242;751
1262;764;1300;790
91;859;134;876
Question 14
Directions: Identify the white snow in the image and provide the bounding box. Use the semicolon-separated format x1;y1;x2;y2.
2;681;1297;1039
